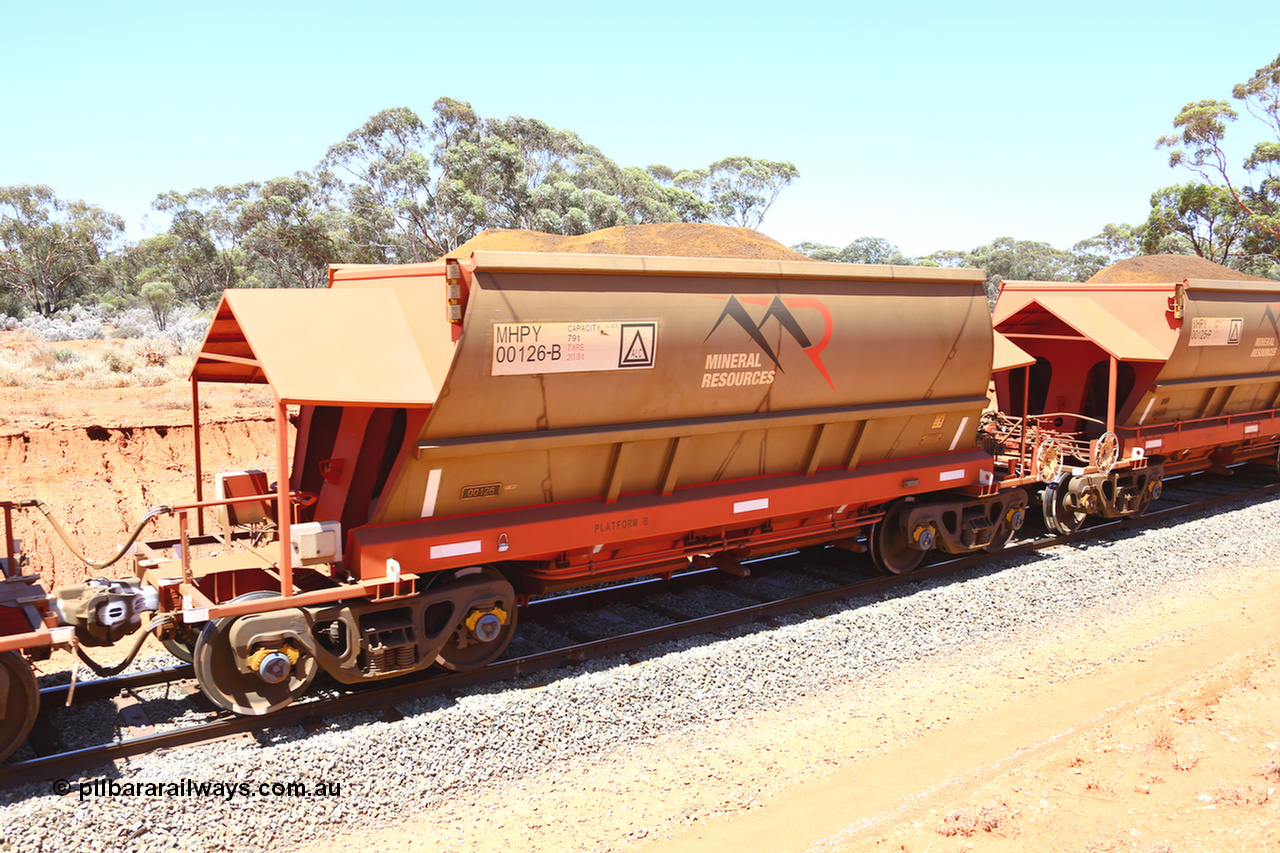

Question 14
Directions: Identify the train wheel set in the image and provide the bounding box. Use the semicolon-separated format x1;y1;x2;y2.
2;247;1279;765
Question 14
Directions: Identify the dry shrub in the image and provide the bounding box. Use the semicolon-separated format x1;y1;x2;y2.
1260;758;1280;780
166;354;194;375
146;393;189;411
1147;719;1176;752
0;353;38;388
28;346;59;371
1173;752;1201;772
233;388;275;408
1083;835;1121;853
99;348;134;374
131;365;175;388
138;346;166;367
1211;782;1271;806
936;800;1018;838
77;367;135;390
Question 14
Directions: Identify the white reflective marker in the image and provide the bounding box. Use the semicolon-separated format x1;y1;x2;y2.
430;540;483;560
421;468;442;518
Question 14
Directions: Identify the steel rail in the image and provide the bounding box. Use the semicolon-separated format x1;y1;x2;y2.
36;665;194;707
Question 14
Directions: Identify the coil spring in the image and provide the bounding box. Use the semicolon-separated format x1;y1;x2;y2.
365;644;417;675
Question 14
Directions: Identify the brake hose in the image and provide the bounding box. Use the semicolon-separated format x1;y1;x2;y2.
18;499;173;571
72;614;176;678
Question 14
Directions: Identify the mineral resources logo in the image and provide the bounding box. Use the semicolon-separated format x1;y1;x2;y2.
703;295;834;390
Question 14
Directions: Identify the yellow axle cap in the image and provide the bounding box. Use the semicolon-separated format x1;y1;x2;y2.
465;606;508;634
247;643;301;672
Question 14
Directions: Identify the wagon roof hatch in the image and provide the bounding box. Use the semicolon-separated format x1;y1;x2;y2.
994;292;1175;362
191;288;437;406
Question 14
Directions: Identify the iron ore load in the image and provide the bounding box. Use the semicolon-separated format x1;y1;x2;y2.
1;245;1279;765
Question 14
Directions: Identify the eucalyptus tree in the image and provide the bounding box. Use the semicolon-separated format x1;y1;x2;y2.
321;104;491;261
150;185;251;306
692;156;799;230
1157;53;1280;263
322;99;795;258
793;237;912;265
0;184;124;316
1141;184;1246;265
1071;222;1143;280
235;175;341;289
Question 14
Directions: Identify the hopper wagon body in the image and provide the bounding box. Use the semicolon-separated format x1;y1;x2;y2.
316;252;1018;587
989;278;1280;532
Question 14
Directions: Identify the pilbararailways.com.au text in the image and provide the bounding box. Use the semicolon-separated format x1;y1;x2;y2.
55;777;341;801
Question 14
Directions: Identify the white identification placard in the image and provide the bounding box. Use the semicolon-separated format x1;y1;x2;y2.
492;321;657;375
1188;317;1243;347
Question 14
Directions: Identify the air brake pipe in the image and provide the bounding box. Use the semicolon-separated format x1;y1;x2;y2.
20;499;173;571
72;614;175;679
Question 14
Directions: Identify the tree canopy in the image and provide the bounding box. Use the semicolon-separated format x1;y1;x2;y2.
0;184;124;316
317;99;793;263
1157;53;1280;264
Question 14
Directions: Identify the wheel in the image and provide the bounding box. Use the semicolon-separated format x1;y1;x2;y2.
434;566;518;672
192;591;317;716
988;499;1029;550
0;651;38;763
1132;473;1163;517
868;500;928;575
1042;479;1087;535
161;622;200;664
983;513;1015;554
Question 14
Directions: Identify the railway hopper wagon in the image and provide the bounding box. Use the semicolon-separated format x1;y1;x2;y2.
989;277;1280;532
0;252;1027;756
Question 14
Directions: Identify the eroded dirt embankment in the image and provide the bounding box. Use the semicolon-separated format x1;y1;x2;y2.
1;419;286;589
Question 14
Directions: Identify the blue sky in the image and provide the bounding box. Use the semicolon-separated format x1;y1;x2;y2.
2;0;1278;257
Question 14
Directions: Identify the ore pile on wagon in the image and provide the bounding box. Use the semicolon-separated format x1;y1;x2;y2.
1;241;1278;764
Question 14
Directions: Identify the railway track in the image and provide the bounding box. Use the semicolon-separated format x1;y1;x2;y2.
3;468;1276;790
